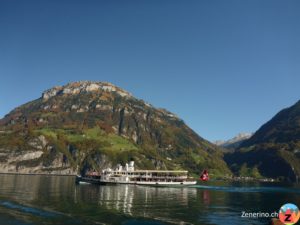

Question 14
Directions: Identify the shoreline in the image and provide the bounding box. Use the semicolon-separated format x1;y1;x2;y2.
224;177;277;182
0;173;281;183
0;172;77;177
0;173;277;181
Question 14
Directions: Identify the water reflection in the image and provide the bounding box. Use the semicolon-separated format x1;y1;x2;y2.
97;185;134;215
202;190;210;205
74;184;197;224
0;174;41;202
0;174;300;225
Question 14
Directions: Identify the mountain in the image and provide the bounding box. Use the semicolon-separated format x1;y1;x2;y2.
214;132;253;149
0;81;231;177
224;101;300;182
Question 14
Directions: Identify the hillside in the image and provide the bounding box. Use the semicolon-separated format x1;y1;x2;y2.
225;101;300;181
0;81;231;177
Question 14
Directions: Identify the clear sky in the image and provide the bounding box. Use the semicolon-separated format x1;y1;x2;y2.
0;0;299;141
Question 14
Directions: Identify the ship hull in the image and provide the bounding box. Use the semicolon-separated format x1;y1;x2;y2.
99;180;197;186
76;176;196;186
75;176;103;185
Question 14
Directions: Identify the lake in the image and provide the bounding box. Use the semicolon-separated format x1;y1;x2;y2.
0;174;299;225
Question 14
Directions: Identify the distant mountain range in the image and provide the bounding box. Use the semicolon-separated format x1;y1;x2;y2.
225;101;300;182
214;132;253;149
0;81;231;177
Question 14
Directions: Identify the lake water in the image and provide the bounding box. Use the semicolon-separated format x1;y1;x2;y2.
0;174;299;225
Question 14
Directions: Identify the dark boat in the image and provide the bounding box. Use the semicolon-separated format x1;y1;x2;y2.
75;175;102;184
75;171;103;185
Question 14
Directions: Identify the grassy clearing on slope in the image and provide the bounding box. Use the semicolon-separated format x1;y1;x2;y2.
36;128;61;140
35;127;139;152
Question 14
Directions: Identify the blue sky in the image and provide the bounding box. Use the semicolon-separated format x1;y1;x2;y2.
0;0;299;141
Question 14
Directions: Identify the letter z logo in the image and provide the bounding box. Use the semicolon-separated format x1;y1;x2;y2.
284;214;291;222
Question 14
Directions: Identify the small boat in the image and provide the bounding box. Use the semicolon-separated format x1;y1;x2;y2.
77;161;196;186
75;172;102;185
200;170;209;181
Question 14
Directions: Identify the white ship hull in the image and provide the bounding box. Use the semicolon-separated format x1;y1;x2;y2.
99;178;197;186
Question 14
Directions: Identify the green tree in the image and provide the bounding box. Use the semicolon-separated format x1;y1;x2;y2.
239;163;249;176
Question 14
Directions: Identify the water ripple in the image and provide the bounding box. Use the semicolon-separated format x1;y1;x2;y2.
0;200;61;218
191;185;300;194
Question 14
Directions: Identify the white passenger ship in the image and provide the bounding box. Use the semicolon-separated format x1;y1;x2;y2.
99;161;197;186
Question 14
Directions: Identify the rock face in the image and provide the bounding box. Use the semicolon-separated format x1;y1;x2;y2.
0;135;75;175
225;101;300;182
41;81;132;100
0;81;231;176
